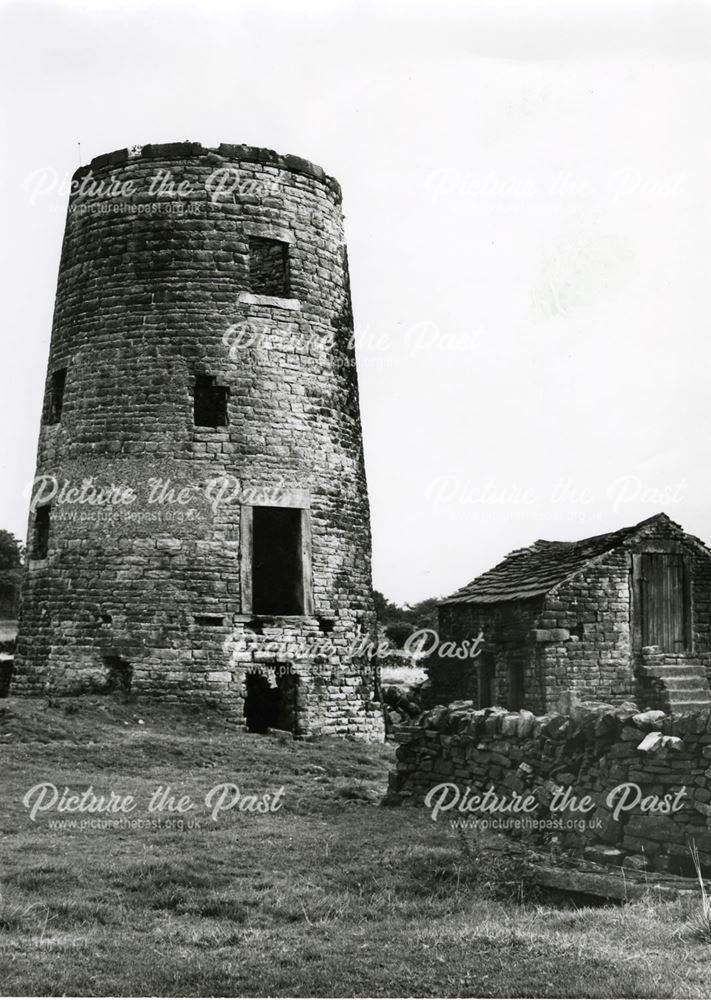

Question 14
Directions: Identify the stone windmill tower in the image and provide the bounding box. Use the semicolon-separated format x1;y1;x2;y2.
14;142;383;740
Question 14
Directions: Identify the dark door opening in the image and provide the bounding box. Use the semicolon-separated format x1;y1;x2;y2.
0;658;13;698
478;651;495;708
508;660;524;711
244;673;280;733
244;670;301;734
640;553;689;651
252;507;303;615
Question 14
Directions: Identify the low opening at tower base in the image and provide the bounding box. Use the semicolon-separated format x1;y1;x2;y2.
243;670;301;735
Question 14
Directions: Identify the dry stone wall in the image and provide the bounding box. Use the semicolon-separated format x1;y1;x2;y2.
388;701;711;875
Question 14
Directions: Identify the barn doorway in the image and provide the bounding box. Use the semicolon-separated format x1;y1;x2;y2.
639;553;690;652
478;651;495;708
508;660;525;711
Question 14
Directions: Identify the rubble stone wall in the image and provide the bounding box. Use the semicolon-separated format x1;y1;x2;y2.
536;548;633;709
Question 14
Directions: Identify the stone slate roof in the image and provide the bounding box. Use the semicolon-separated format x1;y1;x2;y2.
440;512;679;606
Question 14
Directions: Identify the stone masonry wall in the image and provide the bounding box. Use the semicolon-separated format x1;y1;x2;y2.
388;701;711;876
14;142;384;741
535;547;633;709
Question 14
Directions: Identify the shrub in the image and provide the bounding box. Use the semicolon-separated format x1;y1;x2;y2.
384;622;414;648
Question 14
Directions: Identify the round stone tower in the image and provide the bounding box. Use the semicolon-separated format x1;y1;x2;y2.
14;142;384;740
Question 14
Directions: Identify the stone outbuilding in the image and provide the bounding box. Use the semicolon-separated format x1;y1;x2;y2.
428;513;711;715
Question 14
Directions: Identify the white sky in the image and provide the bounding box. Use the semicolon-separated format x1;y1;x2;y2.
1;0;710;604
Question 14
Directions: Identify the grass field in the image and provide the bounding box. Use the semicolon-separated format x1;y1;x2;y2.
1;696;710;998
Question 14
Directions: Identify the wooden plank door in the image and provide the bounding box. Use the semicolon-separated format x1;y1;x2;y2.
640;553;689;651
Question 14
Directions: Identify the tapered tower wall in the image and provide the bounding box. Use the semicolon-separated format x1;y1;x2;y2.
14;142;384;740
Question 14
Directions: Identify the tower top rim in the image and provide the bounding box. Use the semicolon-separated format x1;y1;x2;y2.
72;142;342;201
